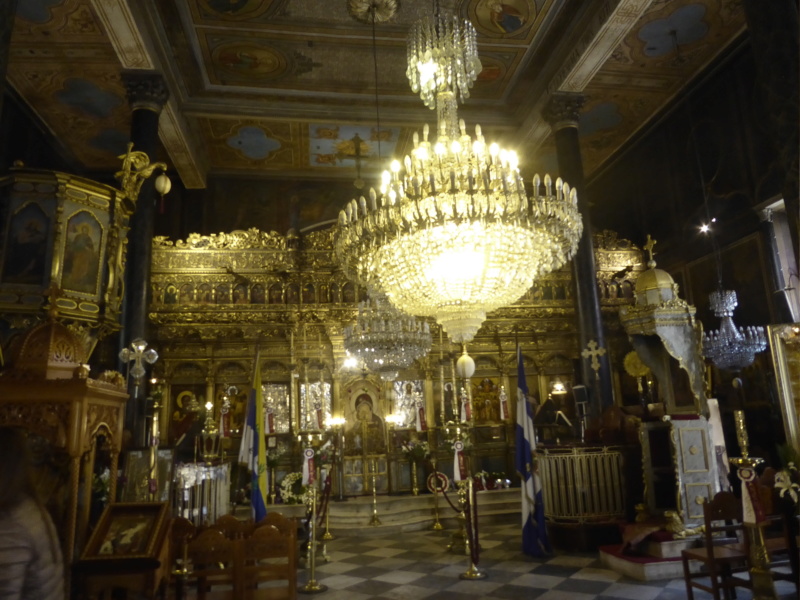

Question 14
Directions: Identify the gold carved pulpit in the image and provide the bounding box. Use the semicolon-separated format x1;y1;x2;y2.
0;321;128;564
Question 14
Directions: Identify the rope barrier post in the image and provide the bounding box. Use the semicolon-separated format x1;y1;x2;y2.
459;476;486;580
447;481;467;552
300;484;327;594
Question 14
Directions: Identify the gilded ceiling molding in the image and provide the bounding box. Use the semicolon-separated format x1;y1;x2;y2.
89;0;154;70
516;0;650;151
557;0;651;93
159;102;207;189
89;0;208;189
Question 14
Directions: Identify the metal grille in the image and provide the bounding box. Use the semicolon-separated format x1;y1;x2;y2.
538;446;625;522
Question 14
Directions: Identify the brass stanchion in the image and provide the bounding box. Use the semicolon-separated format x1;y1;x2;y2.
459;477;486;580
172;542;190;600
731;410;777;600
411;460;419;496
322;471;334;540
431;457;443;531
448;481;467;552
300;485;327;594
369;458;381;526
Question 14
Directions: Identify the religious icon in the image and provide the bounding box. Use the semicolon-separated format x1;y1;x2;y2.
197;283;213;304
179;283;193;304
164;284;178;304
62;212;102;295
345;393;386;454
251;283;265;304
233;283;248;304
268;283;283;304
1;202;49;285
302;283;315;304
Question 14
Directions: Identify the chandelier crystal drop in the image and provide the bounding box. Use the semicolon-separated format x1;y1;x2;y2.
334;3;583;344
702;289;767;371
335;119;583;343
343;292;432;381
406;10;481;110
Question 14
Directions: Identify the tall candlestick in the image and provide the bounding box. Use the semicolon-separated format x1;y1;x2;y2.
734;410;749;458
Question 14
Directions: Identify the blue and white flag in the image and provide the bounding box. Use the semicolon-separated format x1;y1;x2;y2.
515;345;550;557
238;353;268;521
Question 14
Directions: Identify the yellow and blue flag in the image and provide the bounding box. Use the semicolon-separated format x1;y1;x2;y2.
238;353;268;521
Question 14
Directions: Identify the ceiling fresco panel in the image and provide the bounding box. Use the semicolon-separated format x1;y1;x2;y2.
577;0;746;174
13;0;107;42
200;118;306;171
7;64;130;168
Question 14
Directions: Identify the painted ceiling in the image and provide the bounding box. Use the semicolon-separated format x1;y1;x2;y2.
8;0;746;192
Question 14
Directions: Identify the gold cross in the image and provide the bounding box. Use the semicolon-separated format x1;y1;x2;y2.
581;339;606;373
643;235;657;263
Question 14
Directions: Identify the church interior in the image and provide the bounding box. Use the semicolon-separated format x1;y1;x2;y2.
0;0;798;598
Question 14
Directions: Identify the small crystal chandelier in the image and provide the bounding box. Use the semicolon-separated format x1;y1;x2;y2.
702;289;767;370
406;3;481;111
335;4;582;344
343;291;432;381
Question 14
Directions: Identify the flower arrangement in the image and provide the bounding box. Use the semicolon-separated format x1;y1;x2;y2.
92;468;111;503
402;440;430;462
278;472;311;505
266;448;284;469
775;445;800;508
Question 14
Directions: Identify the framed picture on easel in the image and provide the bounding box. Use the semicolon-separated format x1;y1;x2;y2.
81;502;169;561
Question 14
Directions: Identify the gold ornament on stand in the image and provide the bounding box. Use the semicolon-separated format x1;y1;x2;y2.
115;142;169;205
300;484;327;594
368;458;381;526
729;410;777;599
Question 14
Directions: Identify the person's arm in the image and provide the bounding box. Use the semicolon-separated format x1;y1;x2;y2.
0;518;31;600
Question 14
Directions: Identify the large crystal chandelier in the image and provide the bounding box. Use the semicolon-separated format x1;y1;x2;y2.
334;5;583;344
702;289;767;371
343;292;432;381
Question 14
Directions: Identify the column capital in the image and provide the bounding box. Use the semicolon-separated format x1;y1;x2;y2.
542;92;586;131
122;71;169;113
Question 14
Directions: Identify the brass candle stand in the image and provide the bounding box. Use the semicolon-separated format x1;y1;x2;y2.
447;481;468;553
411;460;419;496
730;410;777;600
322;479;334;540
300;484;327;594
369;458;382;526
172;543;191;600
459;477;486;580
430;457;444;531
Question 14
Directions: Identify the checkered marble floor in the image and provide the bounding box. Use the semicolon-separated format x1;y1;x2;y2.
306;522;798;600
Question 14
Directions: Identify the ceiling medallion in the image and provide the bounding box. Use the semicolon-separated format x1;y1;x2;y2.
334;4;583;344
347;0;398;24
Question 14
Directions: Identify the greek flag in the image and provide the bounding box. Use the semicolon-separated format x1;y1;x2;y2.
515;345;550;557
238;354;268;521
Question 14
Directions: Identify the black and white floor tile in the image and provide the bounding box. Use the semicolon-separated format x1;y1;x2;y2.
304;522;798;599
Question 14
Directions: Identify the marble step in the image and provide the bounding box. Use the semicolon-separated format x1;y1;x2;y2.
236;488;522;537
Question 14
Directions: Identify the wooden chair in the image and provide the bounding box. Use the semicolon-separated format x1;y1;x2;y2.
255;512;296;537
242;518;298;599
682;491;752;600
186;528;237;600
215;514;253;539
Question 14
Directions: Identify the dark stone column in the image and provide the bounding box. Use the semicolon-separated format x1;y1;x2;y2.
741;0;800;268
543;92;614;415
122;71;168;443
0;0;19;119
